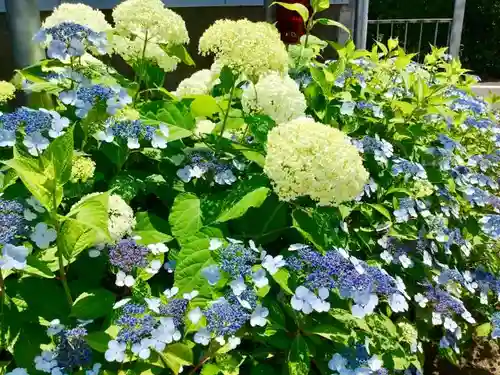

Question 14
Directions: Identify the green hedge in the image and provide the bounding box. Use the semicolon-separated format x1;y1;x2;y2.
369;0;500;79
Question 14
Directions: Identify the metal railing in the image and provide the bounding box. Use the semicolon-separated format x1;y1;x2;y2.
368;18;453;58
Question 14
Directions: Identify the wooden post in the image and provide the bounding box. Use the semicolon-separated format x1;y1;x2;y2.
449;0;466;57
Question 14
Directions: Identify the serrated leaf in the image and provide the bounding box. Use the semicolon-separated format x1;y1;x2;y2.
174;232;215;295
190;95;220;117
44;126;74;185
170;193;203;244
216;187;269;223
71;289;115;320
271;268;294;295
272;2;309;23
24;256;54;278
305;324;349;344
314;18;351;36
134;212;173;245
201;364;221;375
330;308;371;332
162;343;194;374
366;203;392;221
66;191;110;242
57;218;96;260
288;335;309;375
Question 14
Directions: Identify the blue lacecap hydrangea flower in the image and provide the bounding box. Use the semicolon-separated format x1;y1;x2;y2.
108;238;149;273
392;158;427;180
0;199;27;245
159;299;188;328
480;215;500;240
34;22;107;61
219;242;257;279
116;303;156;344
55;327;93;371
204;298;250;336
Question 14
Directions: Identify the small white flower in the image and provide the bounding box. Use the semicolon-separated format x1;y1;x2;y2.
105;340;126;362
147;243;169;255
127;137;140;149
398;254;413;268
214;169;237;185
389;293;408;313
228;336;241;349
414;293;428;307
201;265;221;285
188;307;203;324
351;294;379;318
194;328;211;346
432;312;443;326
23;209;37;221
340;101;356;116
183;290;199;300
215;336;225;345
288;243;308;252
23;132;50;156
30;222;57;249
209;238;223;251
0;129;15;147
328;353;347;372
146;260;163;275
423;251;433;266
115;271;135;287
48;112;70;138
261;255;286;275
163;287;179;299
230;277;247;296
151;125;169;149
113;298;131;309
176;166;192;183
6;369;30;375
252;268;269;288
0;244;29;270
88;244;105;258
350;256;365;275
367;355;383;371
86;363;102;375
145;297;161;313
94;128;114;143
443;317;458;331
290;286;314;314
250;305;269;327
26;196;45;213
380;250;393;263
461;309;476;324
131;338;153;359
47;319;64;336
35;350;57;372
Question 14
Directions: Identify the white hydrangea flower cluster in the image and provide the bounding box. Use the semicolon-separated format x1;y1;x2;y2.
174;69;218;98
242;72;307;124
264;117;369;206
112;0;189;72
42;3;112;32
108;194;136;241
199;19;288;80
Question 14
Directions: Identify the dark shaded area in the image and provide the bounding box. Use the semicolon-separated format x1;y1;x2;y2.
369;0;500;79
0;5;340;89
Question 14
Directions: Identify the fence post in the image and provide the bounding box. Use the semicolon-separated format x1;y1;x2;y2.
5;0;45;69
449;0;466;57
355;0;369;49
264;0;274;22
338;0;356;44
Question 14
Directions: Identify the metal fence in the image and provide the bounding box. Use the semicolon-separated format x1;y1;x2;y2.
355;0;466;58
367;18;453;59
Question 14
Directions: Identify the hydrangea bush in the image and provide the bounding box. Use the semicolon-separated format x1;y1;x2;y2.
0;1;499;374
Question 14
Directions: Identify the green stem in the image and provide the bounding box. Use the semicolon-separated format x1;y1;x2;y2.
57;239;73;307
134;30;149;104
218;81;237;144
188;356;210;375
0;271;5;350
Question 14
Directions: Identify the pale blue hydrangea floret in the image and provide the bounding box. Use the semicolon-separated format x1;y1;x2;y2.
204;298;250;336
469;173;498;189
60;84;131;118
463;116;493;132
55;327;93;371
424;284;466;316
354;136;394;164
464;186;491;207
355;178;378;201
176;151;237;185
437;188;460;218
438;134;463;152
491;312;500;339
227;288;258;310
328;345;387;375
447;88;487;115
116;304;156;344
291;246;406;317
159;299;188;328
108;238;149;273
480;215;500;240
34;22;107;61
392;158;427;180
468;152;500;172
394;198;418;223
0;199;27;245
356;101;383;118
